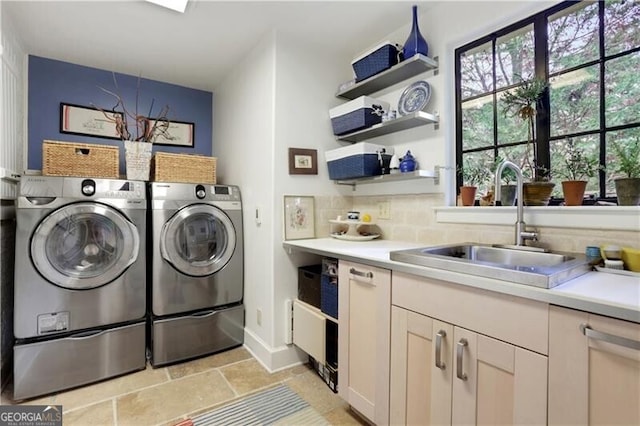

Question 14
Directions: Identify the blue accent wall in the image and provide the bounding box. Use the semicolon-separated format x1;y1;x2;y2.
28;55;213;173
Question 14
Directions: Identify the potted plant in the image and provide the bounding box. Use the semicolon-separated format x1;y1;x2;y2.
458;158;491;206
491;155;518;206
611;139;640;206
502;76;555;206
555;140;599;206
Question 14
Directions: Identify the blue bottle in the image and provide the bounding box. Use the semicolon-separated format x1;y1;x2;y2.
402;5;429;60
399;151;417;172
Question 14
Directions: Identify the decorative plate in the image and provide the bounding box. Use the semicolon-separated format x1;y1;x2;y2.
397;80;432;115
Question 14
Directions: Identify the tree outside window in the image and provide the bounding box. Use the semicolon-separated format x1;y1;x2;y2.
455;0;640;203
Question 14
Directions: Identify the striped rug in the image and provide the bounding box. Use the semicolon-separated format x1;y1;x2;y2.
180;384;328;426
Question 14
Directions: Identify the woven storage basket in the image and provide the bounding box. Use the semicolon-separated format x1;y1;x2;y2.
152;152;217;184
43;140;119;178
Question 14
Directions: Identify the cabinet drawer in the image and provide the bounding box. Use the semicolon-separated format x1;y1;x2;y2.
293;299;326;363
392;271;549;355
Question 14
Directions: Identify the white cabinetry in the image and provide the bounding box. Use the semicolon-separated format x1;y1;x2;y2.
549;305;640;425
390;271;548;425
338;260;391;425
292;299;327;364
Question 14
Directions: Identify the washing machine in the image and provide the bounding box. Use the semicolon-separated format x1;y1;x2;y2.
149;182;244;366
13;176;147;400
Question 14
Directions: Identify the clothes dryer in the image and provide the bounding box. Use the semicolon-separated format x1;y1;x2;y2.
149;182;244;366
13;176;147;400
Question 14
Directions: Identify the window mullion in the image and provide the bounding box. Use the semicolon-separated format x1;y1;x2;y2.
534;14;551;180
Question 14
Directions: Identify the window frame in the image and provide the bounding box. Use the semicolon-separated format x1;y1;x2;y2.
455;0;640;202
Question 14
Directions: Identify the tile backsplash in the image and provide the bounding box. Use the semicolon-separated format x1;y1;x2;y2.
316;194;640;253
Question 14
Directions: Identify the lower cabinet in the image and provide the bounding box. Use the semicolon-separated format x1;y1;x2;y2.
549;305;640;425
390;271;549;425
338;260;391;425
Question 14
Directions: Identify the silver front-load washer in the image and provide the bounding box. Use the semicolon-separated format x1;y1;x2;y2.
13;176;147;400
149;182;244;366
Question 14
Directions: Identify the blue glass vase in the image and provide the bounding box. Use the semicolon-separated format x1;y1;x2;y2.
402;5;429;60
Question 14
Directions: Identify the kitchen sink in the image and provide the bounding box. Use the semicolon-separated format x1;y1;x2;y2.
390;243;590;288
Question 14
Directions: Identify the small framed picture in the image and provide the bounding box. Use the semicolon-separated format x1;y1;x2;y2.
288;148;318;175
283;195;315;240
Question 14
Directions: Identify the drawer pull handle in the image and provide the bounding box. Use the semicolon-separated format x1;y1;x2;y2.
456;338;468;381
580;324;640;351
435;330;446;370
349;268;373;279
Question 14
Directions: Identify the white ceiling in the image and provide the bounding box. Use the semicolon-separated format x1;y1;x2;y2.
4;0;427;92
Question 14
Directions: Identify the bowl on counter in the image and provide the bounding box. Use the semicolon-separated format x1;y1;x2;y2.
600;244;622;260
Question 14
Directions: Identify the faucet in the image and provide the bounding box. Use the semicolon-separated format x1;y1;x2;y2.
494;160;538;247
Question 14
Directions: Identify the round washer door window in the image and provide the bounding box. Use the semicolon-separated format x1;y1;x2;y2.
160;204;236;277
31;202;140;290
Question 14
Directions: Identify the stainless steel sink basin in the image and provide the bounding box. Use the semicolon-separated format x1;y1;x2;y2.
390;243;590;288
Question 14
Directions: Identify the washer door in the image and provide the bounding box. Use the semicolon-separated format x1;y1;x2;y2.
31;202;140;290
160;204;236;277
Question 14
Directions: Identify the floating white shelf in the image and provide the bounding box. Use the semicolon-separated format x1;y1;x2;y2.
336;54;439;100
335;111;439;143
335;168;440;187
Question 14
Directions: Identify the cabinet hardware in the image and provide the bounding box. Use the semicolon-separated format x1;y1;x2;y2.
580;324;640;351
349;267;373;279
435;330;446;370
456;338;468;381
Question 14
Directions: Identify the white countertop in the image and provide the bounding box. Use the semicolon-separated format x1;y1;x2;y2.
283;238;640;323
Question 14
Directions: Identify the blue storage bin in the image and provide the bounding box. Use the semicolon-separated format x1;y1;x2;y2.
329;96;389;136
351;42;402;82
325;143;393;180
321;274;338;319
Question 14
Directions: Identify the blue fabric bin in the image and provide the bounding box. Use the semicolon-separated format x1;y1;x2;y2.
321;274;338;320
329;96;389;136
325;142;394;180
351;42;402;82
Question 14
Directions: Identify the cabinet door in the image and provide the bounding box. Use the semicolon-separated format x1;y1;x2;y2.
293;299;326;364
338;260;391;425
452;327;548;425
390;306;454;425
549;306;640;425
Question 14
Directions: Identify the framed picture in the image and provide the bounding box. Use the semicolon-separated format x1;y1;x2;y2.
60;103;123;140
283;195;315;240
150;119;194;147
288;148;318;175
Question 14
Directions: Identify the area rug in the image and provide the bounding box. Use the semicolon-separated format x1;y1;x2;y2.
176;384;328;426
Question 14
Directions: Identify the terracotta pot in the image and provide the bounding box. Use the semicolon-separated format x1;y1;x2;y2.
523;181;555;206
459;186;477;206
615;178;640;206
561;180;587;206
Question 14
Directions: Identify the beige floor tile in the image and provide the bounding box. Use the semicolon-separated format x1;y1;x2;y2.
323;405;370;425
116;370;235;426
219;359;305;395
39;366;169;411
167;347;252;379
63;400;115;426
284;370;346;415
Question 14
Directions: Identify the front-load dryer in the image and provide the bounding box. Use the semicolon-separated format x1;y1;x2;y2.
13;176;147;400
149;182;244;366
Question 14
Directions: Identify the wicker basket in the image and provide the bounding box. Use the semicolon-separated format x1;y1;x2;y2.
152;152;217;184
42;140;119;178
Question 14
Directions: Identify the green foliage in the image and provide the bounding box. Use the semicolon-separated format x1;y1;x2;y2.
459;157;491;186
612;139;640;178
555;140;600;181
501;77;548;121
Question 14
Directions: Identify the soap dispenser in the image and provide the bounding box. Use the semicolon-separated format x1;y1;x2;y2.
389;153;400;174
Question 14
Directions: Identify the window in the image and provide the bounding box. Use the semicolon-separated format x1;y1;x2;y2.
455;0;640;202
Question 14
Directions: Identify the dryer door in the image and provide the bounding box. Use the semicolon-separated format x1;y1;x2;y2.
31;202;140;290
160;204;236;277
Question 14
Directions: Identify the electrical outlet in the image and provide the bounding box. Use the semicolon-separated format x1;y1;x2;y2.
257;308;262;326
378;201;391;219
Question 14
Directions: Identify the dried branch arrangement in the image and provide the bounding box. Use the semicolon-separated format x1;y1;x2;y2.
93;73;171;142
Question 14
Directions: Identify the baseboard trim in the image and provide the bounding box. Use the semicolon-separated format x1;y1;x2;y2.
243;328;307;373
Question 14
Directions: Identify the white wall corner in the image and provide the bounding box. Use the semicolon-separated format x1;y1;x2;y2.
243;328;307;373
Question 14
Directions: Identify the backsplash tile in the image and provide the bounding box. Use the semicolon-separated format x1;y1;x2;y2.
316;194;639;253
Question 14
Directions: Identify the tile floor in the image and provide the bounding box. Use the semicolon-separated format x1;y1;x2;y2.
1;347;367;426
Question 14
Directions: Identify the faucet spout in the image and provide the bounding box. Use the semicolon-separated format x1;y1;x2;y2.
494;160;538;246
